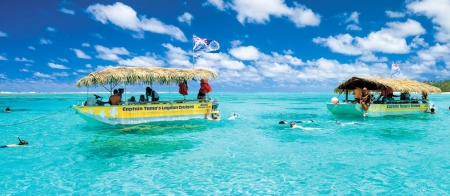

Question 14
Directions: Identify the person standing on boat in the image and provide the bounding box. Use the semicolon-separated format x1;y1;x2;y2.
197;79;212;100
145;87;159;102
353;87;362;103
109;89;121;105
179;80;188;99
361;87;371;116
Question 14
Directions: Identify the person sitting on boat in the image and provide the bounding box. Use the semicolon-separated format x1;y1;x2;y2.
145;87;160;102
128;96;136;103
353;87;362;103
400;92;411;101
109;89;121;105
205;109;220;121
361;87;371;116
118;88;125;101
139;94;146;103
198;79;212;101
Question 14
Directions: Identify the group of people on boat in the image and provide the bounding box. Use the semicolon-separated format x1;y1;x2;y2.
108;87;160;105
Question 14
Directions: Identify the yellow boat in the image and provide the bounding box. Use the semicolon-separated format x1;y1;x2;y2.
327;77;441;117
73;67;219;124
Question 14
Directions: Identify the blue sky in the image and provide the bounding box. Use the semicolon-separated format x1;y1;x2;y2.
1;0;450;92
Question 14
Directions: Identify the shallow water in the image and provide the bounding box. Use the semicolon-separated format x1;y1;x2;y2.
1;92;450;194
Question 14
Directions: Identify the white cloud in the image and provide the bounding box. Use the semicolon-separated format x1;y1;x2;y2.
48;62;70;69
19;69;29;72
358;52;388;62
0;74;6;79
313;34;362;55
28;46;36;50
14;57;34;63
76;69;91;73
385;10;405;18
314;19;426;55
94;45;129;61
82;43;90;47
409;36;429;49
118;56;165;67
85;64;92;68
0;31;7;37
271;52;305;66
60;8;75;15
0;55;7;60
86;2;187;42
230;40;243;48
407;0;450;43
203;0;227;11
345;12;359;23
283;49;294;55
346;24;362;31
178;12;193;25
71;48;92;59
40;38;52;44
417;43;450;62
229;46;260;60
47;27;56;32
208;0;320;28
52;72;69;77
34;72;54;79
57;58;68;62
92;33;104;39
162;43;191;67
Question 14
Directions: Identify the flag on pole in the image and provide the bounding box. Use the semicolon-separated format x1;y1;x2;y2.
193;35;220;54
391;62;400;76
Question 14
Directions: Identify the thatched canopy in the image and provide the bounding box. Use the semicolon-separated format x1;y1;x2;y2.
76;67;219;87
334;76;441;94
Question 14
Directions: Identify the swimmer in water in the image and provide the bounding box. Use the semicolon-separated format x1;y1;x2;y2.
0;137;29;148
227;113;238;120
205;109;220;121
4;107;11;112
290;122;322;130
279;120;287;124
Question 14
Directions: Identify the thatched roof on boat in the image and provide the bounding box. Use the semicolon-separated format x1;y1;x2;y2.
334;77;441;94
76;67;218;87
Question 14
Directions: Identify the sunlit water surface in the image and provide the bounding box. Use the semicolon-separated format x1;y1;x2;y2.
1;92;450;194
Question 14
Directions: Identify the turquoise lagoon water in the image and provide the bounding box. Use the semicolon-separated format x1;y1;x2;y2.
1;92;450;195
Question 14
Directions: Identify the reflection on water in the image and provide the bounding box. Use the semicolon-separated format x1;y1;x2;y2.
82;138;198;158
80;120;208;136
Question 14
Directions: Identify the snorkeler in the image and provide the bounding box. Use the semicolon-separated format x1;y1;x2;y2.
4;107;11;112
227;113;238;120
0;137;29;148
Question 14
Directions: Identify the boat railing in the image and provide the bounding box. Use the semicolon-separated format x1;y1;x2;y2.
120;98;212;105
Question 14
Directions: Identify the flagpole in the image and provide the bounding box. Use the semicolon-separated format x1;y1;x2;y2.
192;35;195;69
390;61;393;78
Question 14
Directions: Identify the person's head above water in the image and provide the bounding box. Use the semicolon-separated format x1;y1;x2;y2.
290;122;295;128
5;107;10;112
431;108;435;113
279;120;287;124
17;137;28;145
